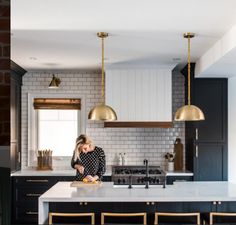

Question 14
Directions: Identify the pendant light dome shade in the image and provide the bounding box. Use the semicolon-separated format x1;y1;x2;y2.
88;104;117;121
174;33;205;121
88;32;117;121
175;105;205;121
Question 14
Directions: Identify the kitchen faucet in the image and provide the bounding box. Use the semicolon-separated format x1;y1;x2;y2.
143;159;149;189
128;175;132;189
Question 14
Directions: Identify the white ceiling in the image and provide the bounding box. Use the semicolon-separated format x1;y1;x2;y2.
11;0;236;75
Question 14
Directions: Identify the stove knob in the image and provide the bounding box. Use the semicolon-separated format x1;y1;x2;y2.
122;179;126;184
118;179;121;184
137;178;141;183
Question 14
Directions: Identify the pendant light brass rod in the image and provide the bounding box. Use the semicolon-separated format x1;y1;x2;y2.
187;35;191;105
101;36;105;102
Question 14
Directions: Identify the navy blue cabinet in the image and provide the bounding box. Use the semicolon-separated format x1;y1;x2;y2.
183;64;228;181
166;175;193;184
11;175;111;224
11;176;73;224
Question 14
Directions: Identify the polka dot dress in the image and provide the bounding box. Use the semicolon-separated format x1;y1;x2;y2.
71;146;106;181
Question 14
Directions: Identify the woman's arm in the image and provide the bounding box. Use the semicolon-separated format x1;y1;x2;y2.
96;148;106;179
71;152;84;174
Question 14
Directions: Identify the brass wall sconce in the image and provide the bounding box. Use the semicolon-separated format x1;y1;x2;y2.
49;74;61;89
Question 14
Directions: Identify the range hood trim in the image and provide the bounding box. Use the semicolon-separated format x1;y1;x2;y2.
104;121;173;128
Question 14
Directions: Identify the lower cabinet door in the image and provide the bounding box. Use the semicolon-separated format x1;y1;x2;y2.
217;201;236;212
194;143;227;181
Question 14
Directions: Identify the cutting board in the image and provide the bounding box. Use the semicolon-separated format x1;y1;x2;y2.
70;181;102;187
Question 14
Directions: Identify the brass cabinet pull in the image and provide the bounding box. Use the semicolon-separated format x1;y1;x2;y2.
26;193;41;197
26;179;49;183
26;211;38;215
195;145;198;158
195;128;198;140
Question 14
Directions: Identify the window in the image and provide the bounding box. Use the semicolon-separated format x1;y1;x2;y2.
38;110;78;156
28;94;85;166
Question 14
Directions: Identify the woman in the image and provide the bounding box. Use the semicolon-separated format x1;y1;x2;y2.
71;134;106;182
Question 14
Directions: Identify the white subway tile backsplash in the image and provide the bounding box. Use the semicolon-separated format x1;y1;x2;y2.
21;70;185;169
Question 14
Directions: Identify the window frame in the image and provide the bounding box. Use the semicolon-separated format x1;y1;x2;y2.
27;93;86;167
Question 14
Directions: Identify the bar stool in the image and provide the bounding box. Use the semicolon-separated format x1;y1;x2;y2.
154;212;201;225
49;212;95;225
209;212;236;224
101;212;147;224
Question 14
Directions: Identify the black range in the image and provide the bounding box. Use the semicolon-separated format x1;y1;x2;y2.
111;165;166;186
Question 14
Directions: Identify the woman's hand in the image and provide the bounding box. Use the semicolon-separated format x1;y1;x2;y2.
75;164;84;174
84;175;98;182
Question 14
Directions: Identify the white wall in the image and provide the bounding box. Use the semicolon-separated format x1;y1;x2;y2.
228;77;236;182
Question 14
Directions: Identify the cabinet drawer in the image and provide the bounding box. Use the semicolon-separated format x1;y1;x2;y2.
15;186;50;202
14;202;38;224
14;176;58;186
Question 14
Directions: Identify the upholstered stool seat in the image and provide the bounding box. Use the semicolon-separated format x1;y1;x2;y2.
154;212;200;225
49;212;95;224
101;212;147;224
209;212;236;224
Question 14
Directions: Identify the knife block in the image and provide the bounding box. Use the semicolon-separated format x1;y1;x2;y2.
37;155;53;170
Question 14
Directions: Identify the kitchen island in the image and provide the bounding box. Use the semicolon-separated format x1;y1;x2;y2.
39;181;236;224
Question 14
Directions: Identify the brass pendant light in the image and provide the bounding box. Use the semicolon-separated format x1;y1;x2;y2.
88;32;117;121
175;33;205;121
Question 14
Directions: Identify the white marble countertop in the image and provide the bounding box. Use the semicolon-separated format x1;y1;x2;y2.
38;181;236;224
11;166;112;176
11;168;192;177
40;181;236;202
165;170;193;176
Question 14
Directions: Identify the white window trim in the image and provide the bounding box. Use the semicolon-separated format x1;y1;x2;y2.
27;92;86;167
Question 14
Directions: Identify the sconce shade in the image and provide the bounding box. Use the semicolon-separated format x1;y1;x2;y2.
49;75;61;88
175;105;205;121
88;104;117;121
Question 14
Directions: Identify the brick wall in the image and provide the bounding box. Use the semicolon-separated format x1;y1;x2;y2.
0;1;11;225
0;0;10;146
21;70;185;169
